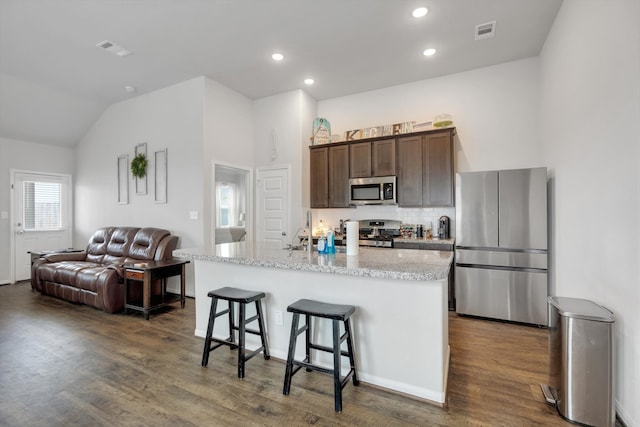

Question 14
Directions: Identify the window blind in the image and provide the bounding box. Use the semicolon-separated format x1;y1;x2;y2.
23;181;62;230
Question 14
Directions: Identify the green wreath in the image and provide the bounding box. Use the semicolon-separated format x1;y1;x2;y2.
131;153;148;179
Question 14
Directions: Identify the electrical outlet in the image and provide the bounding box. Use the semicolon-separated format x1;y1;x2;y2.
274;310;283;326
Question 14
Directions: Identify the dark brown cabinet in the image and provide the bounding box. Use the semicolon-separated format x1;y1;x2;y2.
372;139;396;176
328;145;349;207
349;139;396;178
349;142;371;178
397;130;454;207
310;145;349;208
310;128;453;209
310;147;329;208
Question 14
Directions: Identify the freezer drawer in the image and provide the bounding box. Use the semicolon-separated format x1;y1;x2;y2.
456;248;547;270
455;265;548;325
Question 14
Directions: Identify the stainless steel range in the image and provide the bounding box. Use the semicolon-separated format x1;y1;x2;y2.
357;219;401;248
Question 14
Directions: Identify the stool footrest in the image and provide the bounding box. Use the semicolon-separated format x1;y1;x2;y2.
210;337;238;350
309;342;352;359
214;308;230;318
243;346;265;362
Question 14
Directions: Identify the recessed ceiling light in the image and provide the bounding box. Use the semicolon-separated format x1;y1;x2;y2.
271;53;284;61
412;7;428;18
304;78;315;85
423;48;437;57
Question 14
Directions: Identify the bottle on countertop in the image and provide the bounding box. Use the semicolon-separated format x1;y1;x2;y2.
317;233;327;254
326;230;336;254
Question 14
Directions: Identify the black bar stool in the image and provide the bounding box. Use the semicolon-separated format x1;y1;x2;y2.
201;287;270;378
282;299;359;412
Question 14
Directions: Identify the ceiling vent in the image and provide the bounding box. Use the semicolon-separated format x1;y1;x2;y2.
96;40;132;57
475;21;496;40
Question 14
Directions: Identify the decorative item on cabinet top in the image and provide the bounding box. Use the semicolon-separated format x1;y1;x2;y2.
339;117;451;143
311;118;331;145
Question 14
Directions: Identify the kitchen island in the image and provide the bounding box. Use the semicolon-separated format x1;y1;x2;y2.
174;242;452;405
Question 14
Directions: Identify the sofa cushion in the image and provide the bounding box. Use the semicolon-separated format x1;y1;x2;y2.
85;227;115;263
103;227;139;265
129;228;171;260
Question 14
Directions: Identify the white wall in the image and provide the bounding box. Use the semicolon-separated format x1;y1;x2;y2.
314;57;542;232
75;77;206;296
0;137;75;283
540;0;640;425
203;78;254;248
319;57;543;173
253;90;317;235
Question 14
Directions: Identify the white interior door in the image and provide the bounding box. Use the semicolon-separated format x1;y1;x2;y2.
12;171;72;281
256;167;290;248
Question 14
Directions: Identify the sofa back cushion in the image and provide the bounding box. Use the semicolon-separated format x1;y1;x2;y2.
103;227;140;265
128;228;171;261
85;227;116;263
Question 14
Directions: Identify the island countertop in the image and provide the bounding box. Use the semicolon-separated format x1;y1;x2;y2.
173;241;452;281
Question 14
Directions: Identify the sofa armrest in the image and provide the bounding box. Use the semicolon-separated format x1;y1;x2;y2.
154;235;178;261
43;252;87;263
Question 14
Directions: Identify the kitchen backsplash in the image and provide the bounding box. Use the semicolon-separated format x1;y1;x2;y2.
310;205;456;238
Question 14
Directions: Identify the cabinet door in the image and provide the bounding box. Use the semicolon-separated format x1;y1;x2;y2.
328;145;350;207
423;132;454;206
372;139;396;176
310;147;328;208
397;136;423;206
349;142;371;178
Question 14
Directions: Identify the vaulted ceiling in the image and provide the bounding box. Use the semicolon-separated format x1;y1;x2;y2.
0;0;563;147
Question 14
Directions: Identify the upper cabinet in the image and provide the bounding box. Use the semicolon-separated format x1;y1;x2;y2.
310;128;454;209
350;139;396;178
397;129;454;207
310;145;349;208
310;147;329;208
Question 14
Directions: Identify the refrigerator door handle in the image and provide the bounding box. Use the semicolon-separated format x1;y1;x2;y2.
455;263;547;274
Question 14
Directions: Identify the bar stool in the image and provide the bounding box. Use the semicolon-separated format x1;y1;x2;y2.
282;299;359;412
201;287;270;378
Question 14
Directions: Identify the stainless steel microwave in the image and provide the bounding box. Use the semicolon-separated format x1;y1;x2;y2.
349;176;397;205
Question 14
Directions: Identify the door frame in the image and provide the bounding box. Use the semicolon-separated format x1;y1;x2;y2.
9;169;73;284
255;164;291;243
212;160;254;245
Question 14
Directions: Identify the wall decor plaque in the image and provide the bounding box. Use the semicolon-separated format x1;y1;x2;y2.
312;118;331;145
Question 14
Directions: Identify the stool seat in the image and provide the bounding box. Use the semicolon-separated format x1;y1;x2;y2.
208;287;265;303
283;298;359;412
287;299;355;320
201;286;270;378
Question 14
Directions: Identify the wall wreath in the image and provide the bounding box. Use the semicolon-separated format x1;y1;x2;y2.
131;153;148;179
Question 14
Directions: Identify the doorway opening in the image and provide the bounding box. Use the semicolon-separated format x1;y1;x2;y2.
213;162;252;245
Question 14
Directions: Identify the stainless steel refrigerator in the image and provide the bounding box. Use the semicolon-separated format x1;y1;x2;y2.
455;167;548;326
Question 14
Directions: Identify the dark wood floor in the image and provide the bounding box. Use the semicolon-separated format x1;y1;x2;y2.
1;281;576;426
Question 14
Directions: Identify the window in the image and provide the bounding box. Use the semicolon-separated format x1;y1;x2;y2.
216;182;236;227
23;181;62;230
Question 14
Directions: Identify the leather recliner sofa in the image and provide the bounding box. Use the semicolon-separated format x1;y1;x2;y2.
31;226;178;313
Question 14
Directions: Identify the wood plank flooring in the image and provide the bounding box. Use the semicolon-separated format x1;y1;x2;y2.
0;281;580;426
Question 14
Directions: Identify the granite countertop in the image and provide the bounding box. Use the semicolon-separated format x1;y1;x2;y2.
393;237;456;245
174;241;452;281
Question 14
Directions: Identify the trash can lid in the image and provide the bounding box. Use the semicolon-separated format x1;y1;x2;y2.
548;296;614;323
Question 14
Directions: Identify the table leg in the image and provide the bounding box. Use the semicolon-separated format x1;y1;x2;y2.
180;264;186;308
143;270;151;320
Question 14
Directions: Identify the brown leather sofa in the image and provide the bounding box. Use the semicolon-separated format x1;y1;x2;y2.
31;226;178;313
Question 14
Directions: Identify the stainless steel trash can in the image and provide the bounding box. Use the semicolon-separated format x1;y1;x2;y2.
541;296;615;427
